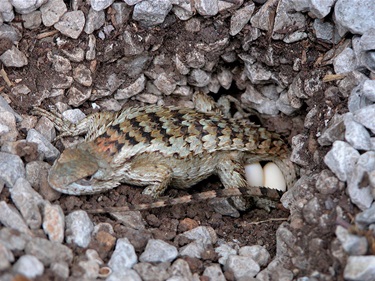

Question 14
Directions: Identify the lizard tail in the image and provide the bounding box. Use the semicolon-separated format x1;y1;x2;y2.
85;186;283;214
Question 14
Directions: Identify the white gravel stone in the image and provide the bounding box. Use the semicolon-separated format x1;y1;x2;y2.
239;245;270;266
229;2;254;36
22;10;42;29
334;0;375;35
40;0;67;27
65;210;94;248
215;243;237;265
333;47;356;74
224;255;260;279
0;46;28;67
50;262;70;280
0;227;29;251
25;237;73;266
362;79;375;102
181;226;217;245
0;201;33;236
10;0;47;14
153;73;177;95
54;10;85;39
62;109;86;124
0;0;14;22
335;225;368;255
354;104;375;133
47;52;71;73
133;0;172;27
0;110;18;144
0;242;13;270
188;69;211;87
67;86;92;107
324;141;360;182
169;259;194;280
0;152;25;187
344;256;375;281
115;74;146;99
140;239;178;263
194;0;218;16
84;7;105;34
91;0;114;11
203;264;226;281
108;238;137;271
10;178;43;230
26;129;60;161
13;255;44;278
344;113;372;150
179;239;208;259
107;269;142;281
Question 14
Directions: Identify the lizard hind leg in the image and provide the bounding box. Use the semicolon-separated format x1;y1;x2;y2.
215;155;252;211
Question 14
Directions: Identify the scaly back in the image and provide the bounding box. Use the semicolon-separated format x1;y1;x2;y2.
86;106;289;161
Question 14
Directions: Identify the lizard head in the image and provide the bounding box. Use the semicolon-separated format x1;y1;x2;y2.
48;145;120;195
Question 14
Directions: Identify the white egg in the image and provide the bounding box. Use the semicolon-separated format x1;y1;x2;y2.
263;162;287;191
244;162;263;187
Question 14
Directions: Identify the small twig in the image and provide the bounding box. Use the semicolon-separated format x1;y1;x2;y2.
36;30;59;40
247;217;288;225
323;73;347;82
0;68;13;87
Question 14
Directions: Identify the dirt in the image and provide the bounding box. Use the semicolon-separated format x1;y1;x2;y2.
0;6;357;280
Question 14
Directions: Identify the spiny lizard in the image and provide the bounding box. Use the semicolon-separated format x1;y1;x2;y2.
33;96;296;213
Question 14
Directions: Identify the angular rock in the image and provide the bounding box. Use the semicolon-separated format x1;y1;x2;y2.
344;256;375;281
0;152;25;187
0;46;28;67
354;104;375;133
10;178;43;230
139;239;178;263
91;0;114;11
334;0;375;35
13;255;44;278
65;210;94;248
40;0;67;27
115;74;146;100
133;0;172;27
0;201;32;236
335;225;368;255
54;10;85;39
224;255;260;279
324;141;360;182
229;3;254;36
108;238;137;271
25;237;73;266
194;0;218;16
26;129;60;161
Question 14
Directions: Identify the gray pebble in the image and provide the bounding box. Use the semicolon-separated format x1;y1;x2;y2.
0;227;29;251
54;10;85;39
0;242;14;270
26;129;60;161
239;245;270;266
194;0;218;16
0;152;25;188
91;0;114;11
115;74;146;99
13;255;44;278
65;210;94;248
334;0;375;35
40;0;67;27
140;239;178;263
344;256;375;281
224;255;260;279
133;0;172;27
25;237;73;266
335;225;368;255
344;113;372;150
324;141;359;182
354;104;375;133
229;3;254;36
10;178;43;230
84;8;105;34
0;46;28;67
108;238;137;271
202;264;226;281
